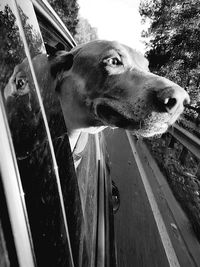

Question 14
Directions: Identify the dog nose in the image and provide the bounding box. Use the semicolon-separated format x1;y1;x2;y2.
155;86;190;113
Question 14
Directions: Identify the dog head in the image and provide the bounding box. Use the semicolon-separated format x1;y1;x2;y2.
51;40;190;137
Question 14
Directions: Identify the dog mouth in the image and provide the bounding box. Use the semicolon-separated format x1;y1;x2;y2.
95;103;140;129
95;103;172;136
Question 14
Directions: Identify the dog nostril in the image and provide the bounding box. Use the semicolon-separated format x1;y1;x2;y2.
154;92;178;113
164;97;177;110
154;86;190;113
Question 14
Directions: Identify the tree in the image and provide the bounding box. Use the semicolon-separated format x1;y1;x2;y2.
47;0;79;36
0;5;25;69
140;0;200;240
74;17;98;45
0;5;42;87
140;0;200;107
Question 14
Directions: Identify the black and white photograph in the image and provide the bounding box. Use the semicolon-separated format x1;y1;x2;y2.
0;0;200;266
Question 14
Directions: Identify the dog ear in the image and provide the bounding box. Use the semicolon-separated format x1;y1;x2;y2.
50;52;73;78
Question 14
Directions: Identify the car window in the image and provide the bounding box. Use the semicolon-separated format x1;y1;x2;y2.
34;7;73;52
0;0;114;266
0;0;79;266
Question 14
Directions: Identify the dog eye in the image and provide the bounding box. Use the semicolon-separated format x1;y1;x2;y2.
16;78;26;90
104;57;122;66
14;77;29;96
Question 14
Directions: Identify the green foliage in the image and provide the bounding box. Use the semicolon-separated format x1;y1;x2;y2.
47;0;79;36
47;0;98;44
74;17;98;45
140;0;200;110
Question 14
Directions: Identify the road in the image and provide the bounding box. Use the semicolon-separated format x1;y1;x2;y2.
104;128;200;267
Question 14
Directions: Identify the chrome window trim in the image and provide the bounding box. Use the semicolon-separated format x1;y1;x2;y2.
31;0;76;49
0;95;35;267
95;133;106;267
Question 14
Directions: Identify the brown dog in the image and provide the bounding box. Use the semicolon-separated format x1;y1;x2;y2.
4;40;190;148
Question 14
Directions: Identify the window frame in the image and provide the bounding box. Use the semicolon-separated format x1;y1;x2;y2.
32;0;76;49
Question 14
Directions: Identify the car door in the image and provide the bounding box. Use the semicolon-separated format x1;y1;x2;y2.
0;0;116;266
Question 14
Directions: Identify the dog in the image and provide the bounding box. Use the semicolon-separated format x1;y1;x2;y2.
4;40;190;150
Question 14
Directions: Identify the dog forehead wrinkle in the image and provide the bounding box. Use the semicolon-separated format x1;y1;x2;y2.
73;42;111;58
73;40;126;60
73;54;101;75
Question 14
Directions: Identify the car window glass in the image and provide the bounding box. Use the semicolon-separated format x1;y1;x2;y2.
0;0;79;266
34;10;72;52
34;4;102;266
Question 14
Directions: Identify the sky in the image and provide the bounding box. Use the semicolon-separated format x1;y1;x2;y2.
78;0;147;53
